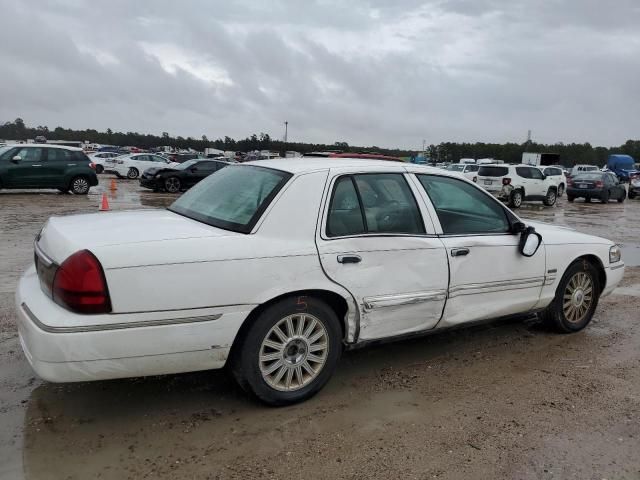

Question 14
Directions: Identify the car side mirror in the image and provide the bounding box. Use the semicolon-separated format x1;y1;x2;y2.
511;221;526;234
11;155;21;163
519;226;542;257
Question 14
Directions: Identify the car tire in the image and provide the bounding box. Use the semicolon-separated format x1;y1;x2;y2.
558;184;564;197
230;296;342;406
540;259;601;333
601;190;609;203
95;164;104;174
543;188;557;206
617;194;625;203
567;195;575;202
509;189;523;208
629;191;636;200
70;176;90;195
164;176;181;193
127;167;139;180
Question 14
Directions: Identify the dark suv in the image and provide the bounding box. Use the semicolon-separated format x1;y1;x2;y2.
0;145;98;194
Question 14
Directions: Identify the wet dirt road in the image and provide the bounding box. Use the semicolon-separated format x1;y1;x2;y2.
1;178;639;480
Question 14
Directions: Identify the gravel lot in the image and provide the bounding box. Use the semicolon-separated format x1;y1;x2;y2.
1;176;639;480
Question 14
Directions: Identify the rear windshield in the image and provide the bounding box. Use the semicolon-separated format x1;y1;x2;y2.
478;166;508;177
169;165;292;233
573;173;603;181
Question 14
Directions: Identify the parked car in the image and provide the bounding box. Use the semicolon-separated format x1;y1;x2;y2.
628;174;640;199
539;165;568;196
566;171;626;203
88;152;120;174
16;159;624;405
104;153;178;179
476;164;558;208
568;164;599;178
169;153;203;164
444;163;480;181
606;154;638;182
0;144;98;194
139;159;228;193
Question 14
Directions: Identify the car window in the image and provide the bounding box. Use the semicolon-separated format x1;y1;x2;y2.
13;147;43;162
417;175;510;235
327;174;425;237
169;165;291;234
530;168;544;180
466;165;479;172
515;166;531;178
47;148;76;162
194;161;217;172
543;167;553;175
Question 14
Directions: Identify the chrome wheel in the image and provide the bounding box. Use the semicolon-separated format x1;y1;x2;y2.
71;177;89;194
164;177;180;193
562;272;593;323
127;167;139;179
259;313;329;392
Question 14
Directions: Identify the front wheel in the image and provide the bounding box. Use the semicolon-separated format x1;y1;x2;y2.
540;260;601;333
164;176;181;193
230;296;342;406
70;176;90;194
509;189;523;208
127;167;139;179
543;188;557;206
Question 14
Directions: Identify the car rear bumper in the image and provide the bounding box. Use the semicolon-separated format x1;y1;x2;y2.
566;187;603;198
15;265;253;382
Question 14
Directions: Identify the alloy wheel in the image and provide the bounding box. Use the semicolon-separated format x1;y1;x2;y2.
72;177;89;194
165;177;180;193
562;272;594;323
259;313;329;392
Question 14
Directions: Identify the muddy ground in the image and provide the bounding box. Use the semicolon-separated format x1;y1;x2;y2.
1;177;639;480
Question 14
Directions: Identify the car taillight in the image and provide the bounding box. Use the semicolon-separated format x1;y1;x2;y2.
502;177;512;186
52;250;111;314
89;162;96;170
595;181;603;188
473;176;477;183
567;179;573;186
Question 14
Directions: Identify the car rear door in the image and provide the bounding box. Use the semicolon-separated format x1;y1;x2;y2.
315;168;449;341
414;173;546;327
43;148;75;187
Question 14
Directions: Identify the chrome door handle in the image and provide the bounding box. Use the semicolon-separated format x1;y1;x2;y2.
337;254;362;264
31;164;42;167
451;248;470;257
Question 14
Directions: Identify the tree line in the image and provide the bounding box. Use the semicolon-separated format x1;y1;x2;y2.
1;118;638;166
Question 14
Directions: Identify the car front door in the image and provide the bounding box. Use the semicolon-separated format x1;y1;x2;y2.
415;174;546;327
3;147;46;187
316;170;449;341
528;166;548;195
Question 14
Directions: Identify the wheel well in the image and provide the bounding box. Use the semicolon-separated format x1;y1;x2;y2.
229;290;349;357
576;254;606;293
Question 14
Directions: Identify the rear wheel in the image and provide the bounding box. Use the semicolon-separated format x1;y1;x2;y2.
509;189;523;208
127;167;139;179
95;164;104;174
601;189;610;203
540;260;601;333
567;195;575;202
164;176;181;193
70;176;90;194
230;296;342;406
557;184;564;197
543;188;557;206
629;191;636;200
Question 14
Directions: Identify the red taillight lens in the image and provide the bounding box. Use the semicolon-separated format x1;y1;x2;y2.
502;177;512;186
89;162;96;170
595;181;603;188
567;179;573;186
52;250;111;314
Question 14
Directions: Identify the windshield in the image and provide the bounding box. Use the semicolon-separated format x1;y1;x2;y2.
446;164;466;172
573;173;603;181
169;165;292;233
176;159;198;170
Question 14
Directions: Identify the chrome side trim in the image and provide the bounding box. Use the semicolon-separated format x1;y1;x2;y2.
609;263;625;271
448;277;545;298
21;303;222;333
34;241;54;267
363;290;447;310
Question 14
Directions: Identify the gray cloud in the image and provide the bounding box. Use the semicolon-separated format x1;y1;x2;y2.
0;0;638;148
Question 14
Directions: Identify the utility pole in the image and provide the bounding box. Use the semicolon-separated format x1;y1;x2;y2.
283;121;288;157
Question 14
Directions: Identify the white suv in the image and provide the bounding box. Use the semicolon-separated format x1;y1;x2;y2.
444;163;480;181
105;154;178;179
476;164;558;208
539;166;568;197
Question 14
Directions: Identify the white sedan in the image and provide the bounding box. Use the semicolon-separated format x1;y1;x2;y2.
104;153;178;179
16;159;624;405
87;151;120;174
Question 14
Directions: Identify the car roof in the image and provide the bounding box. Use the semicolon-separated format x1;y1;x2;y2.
243;157;451;175
9;143;83;152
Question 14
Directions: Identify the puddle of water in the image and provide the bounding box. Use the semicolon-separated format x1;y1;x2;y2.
620;244;640;267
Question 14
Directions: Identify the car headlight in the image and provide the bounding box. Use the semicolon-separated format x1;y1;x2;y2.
609;245;622;263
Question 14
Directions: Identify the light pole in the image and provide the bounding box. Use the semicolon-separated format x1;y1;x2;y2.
283;121;288;157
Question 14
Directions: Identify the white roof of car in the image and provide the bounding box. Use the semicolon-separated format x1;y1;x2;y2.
243;158;448;175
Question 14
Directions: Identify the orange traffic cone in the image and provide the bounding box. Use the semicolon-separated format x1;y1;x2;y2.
110;179;117;191
99;193;110;211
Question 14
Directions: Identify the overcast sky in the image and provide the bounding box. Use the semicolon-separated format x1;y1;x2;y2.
1;0;639;149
